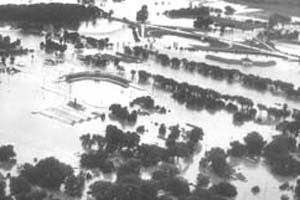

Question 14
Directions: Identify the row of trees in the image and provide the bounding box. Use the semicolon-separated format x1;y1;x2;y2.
129;46;300;102
63;31;112;50
165;5;236;19
138;70;261;125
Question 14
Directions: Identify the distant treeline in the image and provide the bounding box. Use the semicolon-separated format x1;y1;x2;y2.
0;3;103;24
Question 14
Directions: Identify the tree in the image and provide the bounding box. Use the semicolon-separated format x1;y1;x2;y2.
0;144;16;162
0;181;6;199
158;124;167;138
16;189;47;200
205;148;228;177
80;150;107;169
210;182;237;197
101;160;115;174
186;127;204;146
10;176;31;196
80;133;93;151
65;174;85;197
89;181;114;200
105;125;125;152
168;125;181;141
117;158;142;179
167;142;190;159
251;186;260;195
295;179;300;199
268;14;291;29
264;135;296;163
244;132;266;156
89;178;158;200
139;180;158;200
163;177;190;197
192;187;211;199
124;131;140;150
224;6;235;15
137;144;167;167
20;157;73;190
228;141;247;157
196;173;210;188
152;163;179;181
193;16;213;29
136;5;149;23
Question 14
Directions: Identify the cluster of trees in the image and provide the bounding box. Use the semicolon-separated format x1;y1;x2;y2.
130;96;167;114
163;6;215;29
194;16;214;29
0;3;102;25
78;54;110;67
200;132;265;177
263;134;300;176
80;125;140;172
163;125;204;162
164;6;210;19
19;157;74;190
126;46;298;122
80;123;204;173
109;104;138;124
266;29;299;40
228;131;266;158
164;5;264;31
137;70;260;124
224;6;236;15
268;14;292;29
201;147;230;178
83;36;111;49
62;31;112;50
88;160;237;200
276;119;300;134
41;36;67;52
165;5;236;18
227;129;300;177
0;35;29;61
130;46;300;102
1;157;86;200
0;35;21;51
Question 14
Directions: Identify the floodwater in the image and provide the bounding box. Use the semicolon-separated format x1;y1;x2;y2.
0;0;299;200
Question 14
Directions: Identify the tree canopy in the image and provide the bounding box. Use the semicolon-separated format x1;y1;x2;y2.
20;157;73;190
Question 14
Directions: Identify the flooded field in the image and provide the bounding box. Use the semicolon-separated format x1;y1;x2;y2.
0;0;300;200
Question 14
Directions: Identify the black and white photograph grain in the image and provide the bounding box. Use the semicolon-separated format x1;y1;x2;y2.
0;0;299;199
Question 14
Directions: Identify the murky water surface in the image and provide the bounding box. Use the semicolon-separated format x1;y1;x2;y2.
0;0;299;199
